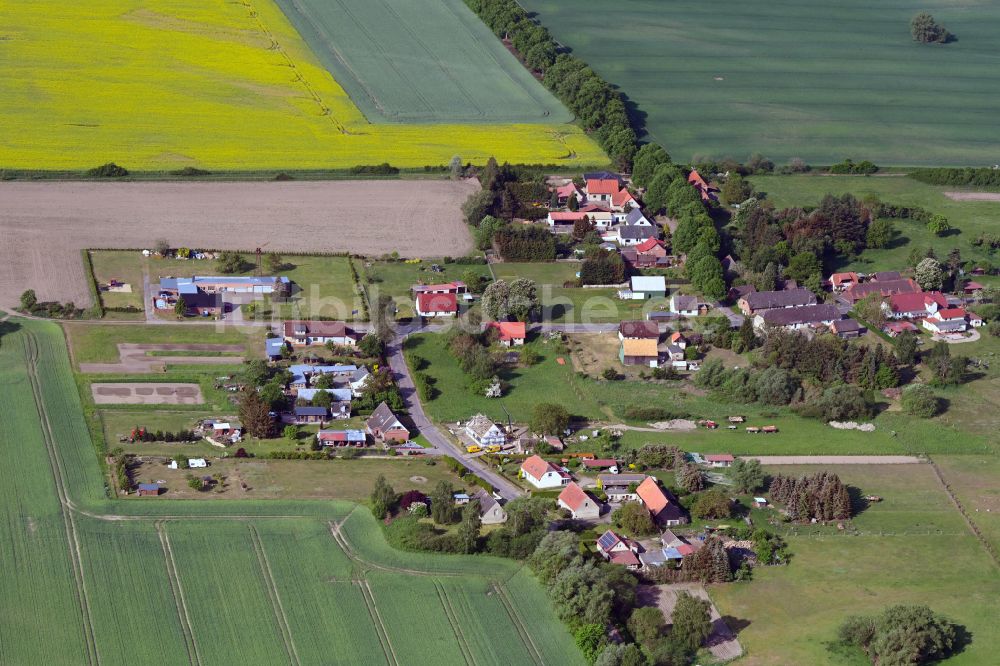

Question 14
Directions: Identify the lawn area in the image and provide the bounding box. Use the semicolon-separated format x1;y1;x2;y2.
712;463;1000;665
127;457;464;501
63;322;262;365
88;250;145;313
933;455;1000;554
522;0;1000;166
0;0;603;170
749;174;1000;272
362;259;491;319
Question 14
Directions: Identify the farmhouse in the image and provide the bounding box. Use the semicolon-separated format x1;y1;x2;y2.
830;318;865;339
297;388;352;419
581;458;619;474
202;420;242;444
289;364;357;390
619;320;659;341
738;288;817;315
687;169;718;202
922;308;971;334
465;414;506;448
520;455;570;489
637;477;686;526
619;338;660;368
669;331;688;349
265;337;286;361
282;320;358;346
627;276;667;299
829;272;860;291
598;473;647;502
316;429;367;447
585;176;624;203
886;291;947;319
754;303;840;331
487;321;526;346
613;224;659;247
552;181;583;206
159;275;290;296
366;402;410;443
610;188;639;212
293;406;328;424
471;489;507;525
842;278;919;304
415;292;458;318
596;530;641;569
883;321;919;337
622;208;653;227
558;482;601;520
670;294;700;316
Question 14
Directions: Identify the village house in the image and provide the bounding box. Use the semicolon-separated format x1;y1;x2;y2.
293;405;328;424
687;169;718;202
669;331;688;349
619;337;660;368
828;272;860;292
622;237;670;269
842;278;920;305
349;367;372;397
316;429;367;447
520;454;571;489
596;529;641;569
728;284;756;303
610;188;639;212
886;291;947;320
619;320;659;341
830;318;865;339
665;344;685;363
154;275;290;316
584;174;624;203
581;458;619;474
883;321;919;337
558;482;602;520
465;414;506;448
202;420;242;444
622;208;653;227
598;473;648;502
288;364;357;391
922;307;972;334
738;288;817;315
754;303;840;331
412;281;467;295
543;435;564;452
487;321;526;347
626;275;667;300
366;401;410;443
297;388;352;419
637;477;686;526
137;483;160;497
265;337;286;361
871;271;902;281
471;489;508;525
415;292;459;318
552;181;582;206
612;224;659;247
705;454;735;468
282;320;359;347
670;294;700;317
963;280;985;297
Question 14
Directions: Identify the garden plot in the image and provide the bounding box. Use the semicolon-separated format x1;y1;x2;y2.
78;343;244;374
91;383;204;405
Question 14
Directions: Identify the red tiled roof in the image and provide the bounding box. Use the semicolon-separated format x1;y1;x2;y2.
581;458;617;468
830;272;859;287
416;292;457;313
889;291;945;314
669;331;686;343
688;170;709;190
521;455;558;481
706;454;735;462
635;237;665;253
884;321;918;333
587;178;621;195
935;307;967;320
964;281;984;291
579;204;611;213
412;281;466;293
609;550;640;566
549;211;588;222
558;482;591;511
488;321;526;342
554;182;579;197
611;188;636;207
676;543;696;556
636;477;670;517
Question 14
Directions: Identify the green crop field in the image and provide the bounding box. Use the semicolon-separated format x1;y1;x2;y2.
272;0;570;124
711;463;1000;665
0;317;581;664
0;0;604;170
521;0;1000;166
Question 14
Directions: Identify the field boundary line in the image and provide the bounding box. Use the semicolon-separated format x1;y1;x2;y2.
928;457;1000;569
434;580;476;666
357;578;399;666
328;517;464;577
248;524;302;666
23;330;101;666
156;521;202;666
492;581;544;666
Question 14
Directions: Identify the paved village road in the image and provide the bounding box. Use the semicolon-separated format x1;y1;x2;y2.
747;455;924;465
386;337;524;501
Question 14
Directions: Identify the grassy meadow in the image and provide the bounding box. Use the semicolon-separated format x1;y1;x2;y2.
521;0;1000;165
711;463;1000;665
0;0;604;170
0;316;582;663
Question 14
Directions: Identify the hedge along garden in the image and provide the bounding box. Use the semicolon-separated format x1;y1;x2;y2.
0;318;580;663
0;0;605;170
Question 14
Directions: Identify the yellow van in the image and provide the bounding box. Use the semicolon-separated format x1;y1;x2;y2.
465;445;482;454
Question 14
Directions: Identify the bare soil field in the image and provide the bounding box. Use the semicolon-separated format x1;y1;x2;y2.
91;382;204;405
0;180;478;308
79;343;244;374
944;191;1000;201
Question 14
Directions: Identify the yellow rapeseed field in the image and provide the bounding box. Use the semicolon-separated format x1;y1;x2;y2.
0;0;606;170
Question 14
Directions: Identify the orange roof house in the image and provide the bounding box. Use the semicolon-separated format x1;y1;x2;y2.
558;482;601;519
487;321;526;346
636;477;670;517
586;178;622;196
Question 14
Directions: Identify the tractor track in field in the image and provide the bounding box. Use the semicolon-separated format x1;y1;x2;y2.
434;580;476;666
356;578;399;666
23;330;101;666
492;582;544;666
248;524;302;666
155;521;202;666
928;457;1000;570
327;513;462;578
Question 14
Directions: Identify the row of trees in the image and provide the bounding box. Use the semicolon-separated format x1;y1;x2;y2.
494;225;556;261
769;472;852;522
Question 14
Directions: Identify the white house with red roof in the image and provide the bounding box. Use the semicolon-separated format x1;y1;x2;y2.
520;454;571;489
552;181;583;206
828;272;860;292
922;307;972;334
585;177;624;203
705;454;735;468
558;482;601;520
610;188;639;212
886;291;947;320
415;292;458;318
487;321;526;347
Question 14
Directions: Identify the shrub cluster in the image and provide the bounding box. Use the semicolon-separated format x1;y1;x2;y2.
910;166;1000;188
829;158;878;175
494;225;556;261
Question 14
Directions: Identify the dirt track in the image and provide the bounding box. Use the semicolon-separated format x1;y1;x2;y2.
943;191;1000;201
0;180;478;308
91;382;204;404
78;343;245;374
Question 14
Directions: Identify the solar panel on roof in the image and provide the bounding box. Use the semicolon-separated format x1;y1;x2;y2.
597;532;619;550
